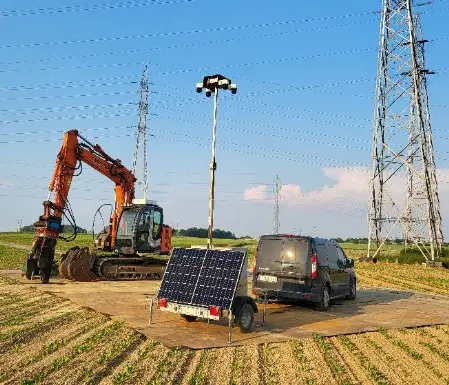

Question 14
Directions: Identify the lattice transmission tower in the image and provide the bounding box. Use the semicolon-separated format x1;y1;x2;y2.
273;174;281;234
132;64;149;201
367;0;443;261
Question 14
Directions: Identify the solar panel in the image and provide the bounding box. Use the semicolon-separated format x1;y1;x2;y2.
157;248;246;310
157;248;206;304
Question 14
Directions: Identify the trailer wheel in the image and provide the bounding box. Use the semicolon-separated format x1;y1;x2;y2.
236;303;254;333
180;314;197;322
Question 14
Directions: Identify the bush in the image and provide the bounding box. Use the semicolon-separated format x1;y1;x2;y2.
376;247;449;265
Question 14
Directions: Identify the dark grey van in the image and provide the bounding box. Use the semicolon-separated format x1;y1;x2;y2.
252;234;356;311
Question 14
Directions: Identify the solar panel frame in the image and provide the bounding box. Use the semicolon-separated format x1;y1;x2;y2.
157;247;207;305
157;247;247;311
191;249;246;310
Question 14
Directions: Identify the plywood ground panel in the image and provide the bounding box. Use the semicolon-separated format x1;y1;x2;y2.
2;269;449;349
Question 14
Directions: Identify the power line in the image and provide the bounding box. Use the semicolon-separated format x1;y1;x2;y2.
0;75;138;92
0;21;376;67
0;0;195;18
0;10;381;49
0;102;136;116
0;125;134;137
0;110;135;125
0;90;135;102
0;47;378;75
0;131;369;167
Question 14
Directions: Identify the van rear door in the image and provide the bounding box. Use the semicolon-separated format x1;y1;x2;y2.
255;236;310;292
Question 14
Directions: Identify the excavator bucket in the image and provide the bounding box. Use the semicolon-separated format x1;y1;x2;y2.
59;247;99;282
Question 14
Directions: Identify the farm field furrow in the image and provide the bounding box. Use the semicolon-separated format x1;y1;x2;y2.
358;268;449;294
369;331;444;385
392;329;449;383
355;270;449;296
1;236;449;384
1;277;449;385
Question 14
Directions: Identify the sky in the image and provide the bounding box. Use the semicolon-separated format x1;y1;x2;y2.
0;0;448;240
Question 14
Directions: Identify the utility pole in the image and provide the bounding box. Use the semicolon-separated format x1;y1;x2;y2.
196;75;237;249
367;0;443;261
132;63;149;201
273;174;281;234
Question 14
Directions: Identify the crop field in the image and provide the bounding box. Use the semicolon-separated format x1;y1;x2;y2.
0;233;257;269
1;233;449;384
1;275;449;385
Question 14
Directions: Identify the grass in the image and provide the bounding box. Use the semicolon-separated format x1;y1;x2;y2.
0;233;258;269
2;232;448;270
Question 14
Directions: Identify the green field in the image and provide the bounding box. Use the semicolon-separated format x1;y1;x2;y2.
1;232;447;270
0;233;258;269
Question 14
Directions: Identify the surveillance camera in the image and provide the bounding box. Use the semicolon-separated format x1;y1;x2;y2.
230;83;237;94
218;79;230;89
196;87;202;93
205;90;212;97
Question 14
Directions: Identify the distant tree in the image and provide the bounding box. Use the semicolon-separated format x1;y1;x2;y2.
177;227;236;239
20;224;88;233
335;238;344;243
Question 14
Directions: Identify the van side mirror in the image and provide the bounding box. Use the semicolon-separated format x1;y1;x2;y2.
348;259;354;267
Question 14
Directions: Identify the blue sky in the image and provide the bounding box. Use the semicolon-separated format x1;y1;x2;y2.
0;0;448;239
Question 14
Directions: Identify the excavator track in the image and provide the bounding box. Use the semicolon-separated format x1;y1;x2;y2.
59;247;166;281
94;257;166;280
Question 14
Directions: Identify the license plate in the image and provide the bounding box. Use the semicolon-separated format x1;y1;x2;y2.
257;274;278;283
160;302;220;320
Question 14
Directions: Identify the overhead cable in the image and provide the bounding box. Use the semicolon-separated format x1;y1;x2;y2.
0;0;195;18
0;10;381;49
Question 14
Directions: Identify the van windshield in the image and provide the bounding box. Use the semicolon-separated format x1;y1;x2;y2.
257;237;309;275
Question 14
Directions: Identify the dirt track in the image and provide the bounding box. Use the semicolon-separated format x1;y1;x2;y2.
2;269;449;349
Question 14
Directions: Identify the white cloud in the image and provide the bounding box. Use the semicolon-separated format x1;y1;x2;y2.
243;167;449;213
243;185;269;201
0;180;13;189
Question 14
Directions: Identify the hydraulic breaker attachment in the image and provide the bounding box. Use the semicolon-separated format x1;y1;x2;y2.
26;237;57;284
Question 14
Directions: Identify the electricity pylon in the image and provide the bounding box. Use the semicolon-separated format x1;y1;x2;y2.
273;174;281;234
132;64;149;201
367;0;443;261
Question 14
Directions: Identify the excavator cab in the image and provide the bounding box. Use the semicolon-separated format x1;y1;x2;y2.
115;203;168;255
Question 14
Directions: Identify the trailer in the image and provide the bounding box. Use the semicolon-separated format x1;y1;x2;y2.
150;246;258;343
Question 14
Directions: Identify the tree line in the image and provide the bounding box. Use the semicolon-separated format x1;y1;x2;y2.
19;225;88;233
174;227;237;239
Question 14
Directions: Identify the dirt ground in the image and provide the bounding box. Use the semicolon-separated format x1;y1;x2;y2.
2;269;449;349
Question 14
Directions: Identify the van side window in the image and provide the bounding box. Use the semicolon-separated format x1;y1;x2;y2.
316;244;327;264
324;242;338;266
336;247;346;267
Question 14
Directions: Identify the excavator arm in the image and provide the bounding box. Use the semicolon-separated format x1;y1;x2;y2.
33;129;135;247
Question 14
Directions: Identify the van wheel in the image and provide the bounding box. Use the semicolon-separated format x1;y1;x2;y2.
236;303;254;333
180;314;197;322
346;278;356;300
315;285;330;311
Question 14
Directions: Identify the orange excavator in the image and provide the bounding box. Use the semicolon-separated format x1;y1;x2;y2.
25;129;172;283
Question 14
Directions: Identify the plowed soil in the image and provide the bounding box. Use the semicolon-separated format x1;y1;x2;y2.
1;259;449;384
